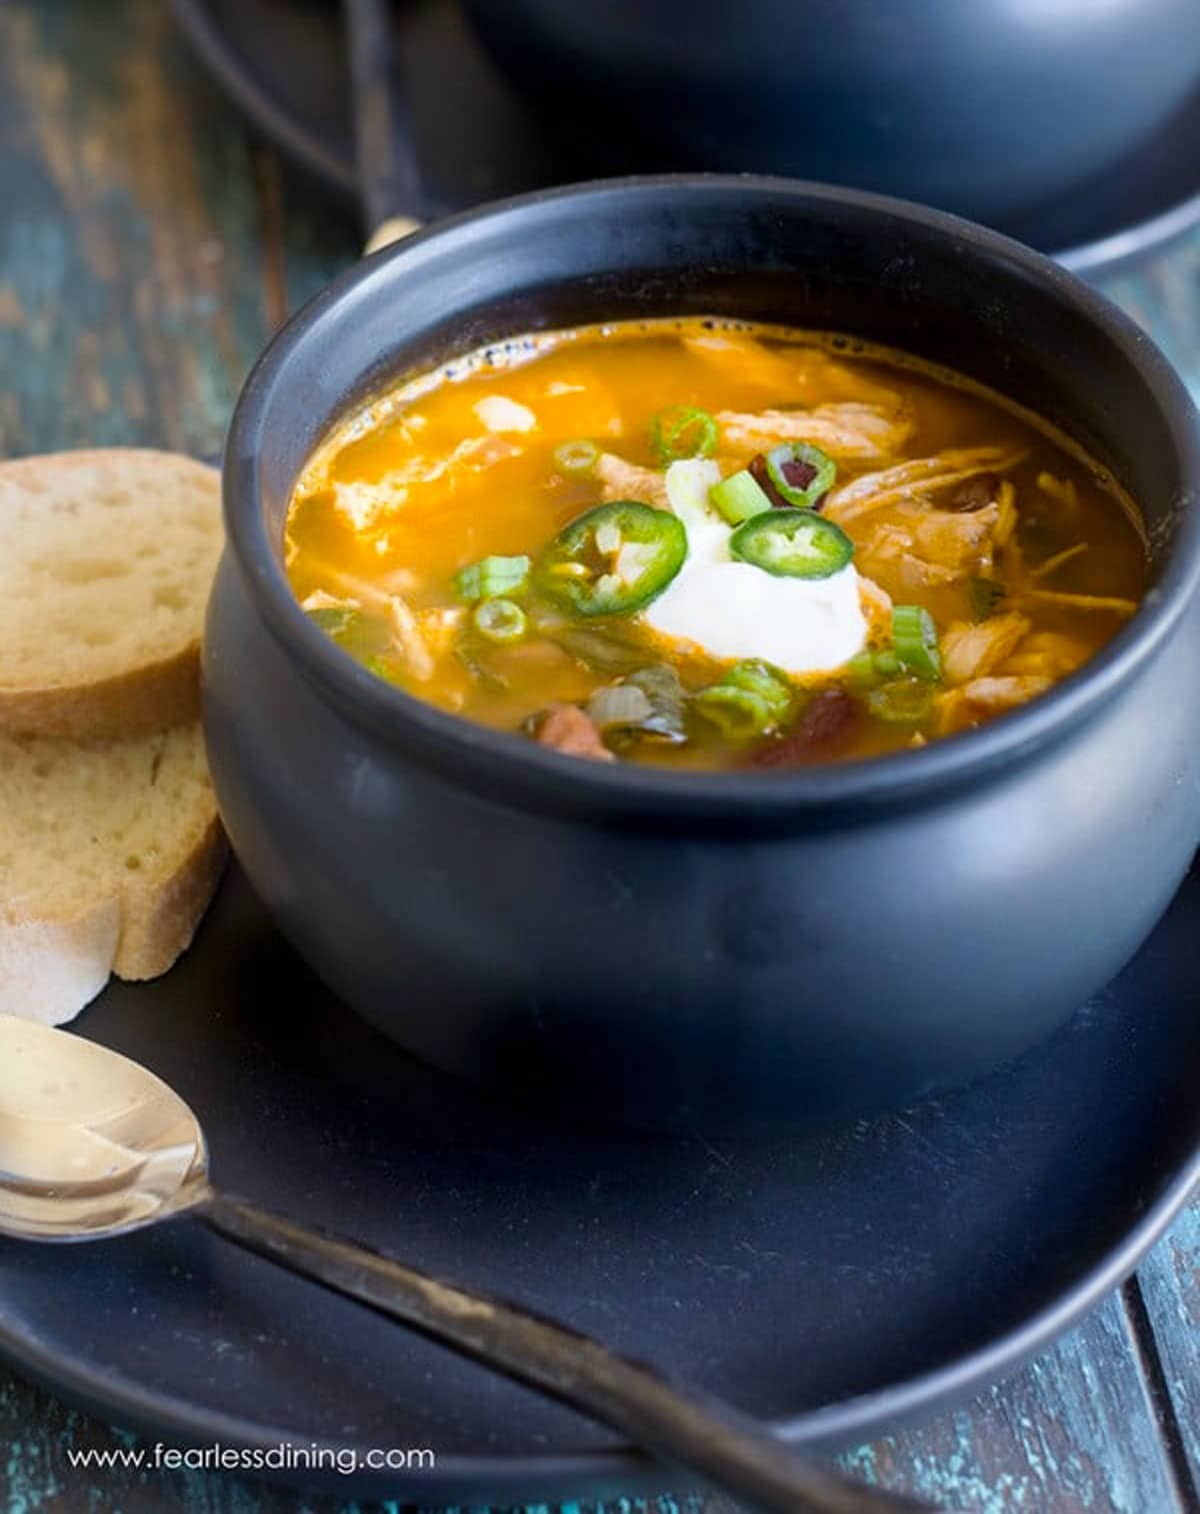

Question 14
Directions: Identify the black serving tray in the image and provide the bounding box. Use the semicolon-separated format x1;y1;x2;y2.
0;860;1197;1502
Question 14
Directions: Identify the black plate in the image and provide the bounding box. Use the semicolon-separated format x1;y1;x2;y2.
0;860;1198;1503
169;0;1200;278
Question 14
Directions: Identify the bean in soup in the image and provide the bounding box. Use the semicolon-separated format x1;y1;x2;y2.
286;320;1145;769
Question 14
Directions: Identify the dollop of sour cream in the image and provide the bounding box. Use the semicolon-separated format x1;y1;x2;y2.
642;459;868;675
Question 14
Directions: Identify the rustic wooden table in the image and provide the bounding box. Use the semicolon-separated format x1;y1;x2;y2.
2;3;1199;1510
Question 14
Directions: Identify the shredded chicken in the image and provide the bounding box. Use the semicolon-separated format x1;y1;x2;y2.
415;606;466;660
683;333;906;411
714;402;913;463
301;588;358;613
299;561;418;610
386;593;434;681
825;446;1026;524
596;452;669;509
682;333;799;394
941;613;1031;685
855;500;1003;590
1032;542;1089;578
934;672;1053;736
1037;472;1080;515
999;631;1091;680
959;674;1054;711
912;504;1001;571
535;704;614;762
331;435;521;531
788;350;908;409
1023;589;1138;618
993;480;1018;547
896;555;961;590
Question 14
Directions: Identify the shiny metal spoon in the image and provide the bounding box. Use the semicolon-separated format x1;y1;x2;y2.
0;1017;926;1513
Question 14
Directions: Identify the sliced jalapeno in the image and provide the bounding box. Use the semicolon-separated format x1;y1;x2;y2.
730;508;854;580
761;442;836;509
533;500;687;617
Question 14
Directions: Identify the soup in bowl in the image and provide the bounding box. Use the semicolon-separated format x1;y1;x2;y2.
286;320;1144;769
207;178;1200;1130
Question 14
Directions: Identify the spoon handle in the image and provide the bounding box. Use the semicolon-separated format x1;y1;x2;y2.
199;1192;926;1513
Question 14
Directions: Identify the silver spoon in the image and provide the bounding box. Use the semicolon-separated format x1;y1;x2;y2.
0;1016;926;1513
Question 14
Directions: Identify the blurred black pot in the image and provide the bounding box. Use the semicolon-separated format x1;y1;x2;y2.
458;0;1200;221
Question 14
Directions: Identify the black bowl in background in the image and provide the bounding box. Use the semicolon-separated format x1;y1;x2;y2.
458;0;1200;223
206;177;1200;1132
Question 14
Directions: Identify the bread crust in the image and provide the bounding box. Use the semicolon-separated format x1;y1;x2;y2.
0;449;221;741
115;811;229;980
0;644;202;740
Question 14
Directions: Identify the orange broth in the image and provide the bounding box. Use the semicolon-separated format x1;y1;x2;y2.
286;319;1145;769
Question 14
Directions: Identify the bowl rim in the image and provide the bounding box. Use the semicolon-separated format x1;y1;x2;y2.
221;172;1200;826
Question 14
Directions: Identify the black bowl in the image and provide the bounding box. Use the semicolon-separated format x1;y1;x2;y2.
206;176;1200;1132
459;0;1200;223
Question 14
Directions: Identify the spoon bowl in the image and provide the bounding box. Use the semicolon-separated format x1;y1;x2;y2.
0;1019;207;1241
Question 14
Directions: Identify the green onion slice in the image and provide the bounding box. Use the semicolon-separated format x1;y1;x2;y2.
650;405;718;465
867;678;936;725
845;648;901;689
761;442;836;509
693;659;793;738
454;554;532;603
891;604;942;681
533;500;687;617
709;468;773;525
691;685;774;738
730;508;855;580
721;660;792;721
845;650;880;689
473;597;528;644
553;439;600;474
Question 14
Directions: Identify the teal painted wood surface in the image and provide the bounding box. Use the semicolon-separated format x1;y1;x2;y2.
1;2;1199;1510
1133;1205;1200;1493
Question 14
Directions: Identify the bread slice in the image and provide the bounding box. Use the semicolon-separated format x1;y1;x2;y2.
0;724;227;1025
0;450;223;740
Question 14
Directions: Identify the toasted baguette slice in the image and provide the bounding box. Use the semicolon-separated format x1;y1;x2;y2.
0;450;223;739
0;724;227;1025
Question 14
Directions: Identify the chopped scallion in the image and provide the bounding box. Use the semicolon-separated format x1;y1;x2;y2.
845;648;902;690
867;678;936;725
721;660;792;721
454;554;531;603
845;651;880;689
891;605;942;681
691;684;774;738
693;660;793;738
650;405;718;465
472;597;528;644
709;468;773;525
